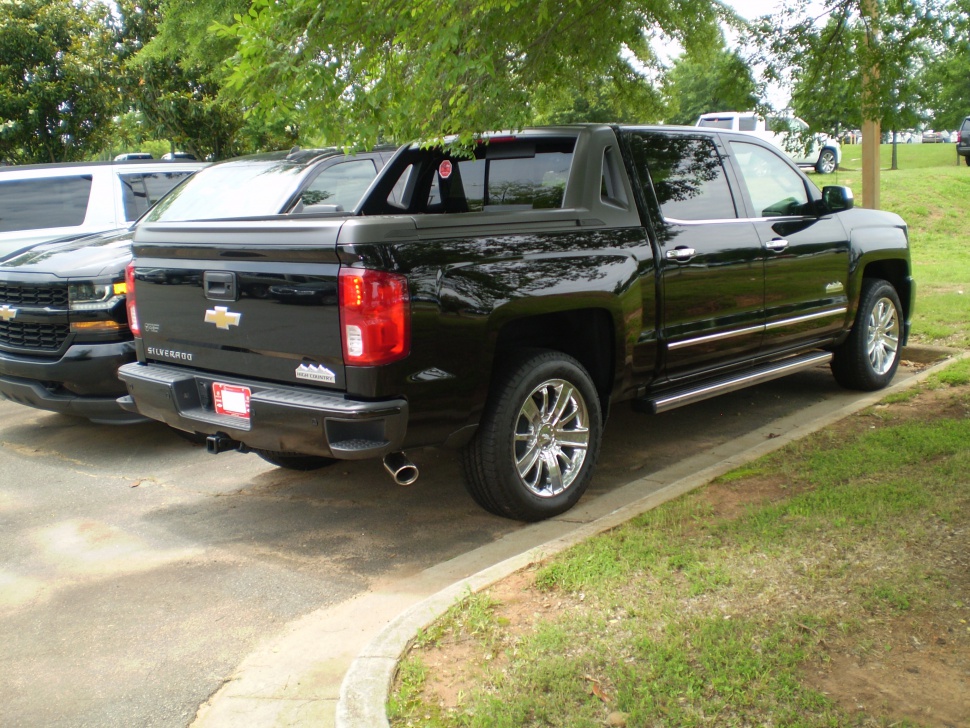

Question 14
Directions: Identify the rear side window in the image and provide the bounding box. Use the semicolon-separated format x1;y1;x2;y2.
120;171;194;221
625;132;737;221
0;175;92;232
962;118;970;132
739;116;758;132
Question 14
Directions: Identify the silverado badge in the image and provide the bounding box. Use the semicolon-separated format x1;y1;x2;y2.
0;305;17;322
295;363;336;384
204;306;242;330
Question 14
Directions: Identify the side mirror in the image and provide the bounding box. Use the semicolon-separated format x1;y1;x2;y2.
821;185;854;212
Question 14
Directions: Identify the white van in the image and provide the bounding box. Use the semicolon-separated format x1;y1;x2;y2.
0;159;203;259
696;111;841;174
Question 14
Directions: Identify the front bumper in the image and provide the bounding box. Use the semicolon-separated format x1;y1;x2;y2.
117;362;408;459
0;341;143;423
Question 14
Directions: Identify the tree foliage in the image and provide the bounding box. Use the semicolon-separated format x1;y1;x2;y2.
663;44;760;125
118;0;297;159
0;0;118;163
762;0;948;141
216;0;738;149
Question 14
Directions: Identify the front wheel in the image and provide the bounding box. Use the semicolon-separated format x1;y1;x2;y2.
816;147;838;174
831;278;903;391
461;350;603;521
254;449;338;471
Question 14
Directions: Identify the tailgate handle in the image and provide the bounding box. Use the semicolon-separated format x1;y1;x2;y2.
204;271;238;301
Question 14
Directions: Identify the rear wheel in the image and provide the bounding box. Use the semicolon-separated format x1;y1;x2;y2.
461;350;602;521
254;450;338;471
831;278;902;391
964;154;970;167
816;148;838;174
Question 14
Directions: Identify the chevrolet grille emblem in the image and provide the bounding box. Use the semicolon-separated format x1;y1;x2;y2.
204;306;242;330
0;304;17;323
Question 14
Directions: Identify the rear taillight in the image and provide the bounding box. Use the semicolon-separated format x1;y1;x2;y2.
338;268;410;366
125;262;140;337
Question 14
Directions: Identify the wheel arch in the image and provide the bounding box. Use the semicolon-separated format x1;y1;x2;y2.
493;307;617;420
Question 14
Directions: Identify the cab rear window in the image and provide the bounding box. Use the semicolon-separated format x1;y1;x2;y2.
0;176;92;232
374;138;575;215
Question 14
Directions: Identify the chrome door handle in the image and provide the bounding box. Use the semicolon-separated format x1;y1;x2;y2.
665;247;696;261
765;238;789;252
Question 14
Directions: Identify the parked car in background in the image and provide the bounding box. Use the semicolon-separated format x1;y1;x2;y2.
696;111;841;173
161;152;197;160
0;148;393;423
0;158;204;260
113;153;154;160
922;130;944;143
956;117;970;165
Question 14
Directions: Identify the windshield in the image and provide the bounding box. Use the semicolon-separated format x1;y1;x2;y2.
144;160;306;222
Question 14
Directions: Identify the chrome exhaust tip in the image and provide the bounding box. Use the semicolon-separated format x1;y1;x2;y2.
383;451;418;486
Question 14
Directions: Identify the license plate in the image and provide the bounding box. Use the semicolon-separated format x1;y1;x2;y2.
212;383;251;419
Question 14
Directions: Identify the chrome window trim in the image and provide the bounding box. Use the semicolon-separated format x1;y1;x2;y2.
662;214;805;226
668;307;847;350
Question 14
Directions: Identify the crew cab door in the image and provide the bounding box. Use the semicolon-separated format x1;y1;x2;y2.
726;140;850;354
624;130;765;381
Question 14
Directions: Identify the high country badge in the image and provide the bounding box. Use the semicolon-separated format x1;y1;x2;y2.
204;306;242;330
295;363;336;383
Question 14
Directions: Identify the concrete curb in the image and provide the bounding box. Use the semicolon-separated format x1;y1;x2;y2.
336;346;967;728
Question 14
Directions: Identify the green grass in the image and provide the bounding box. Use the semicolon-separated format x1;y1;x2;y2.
827;144;970;347
390;360;970;727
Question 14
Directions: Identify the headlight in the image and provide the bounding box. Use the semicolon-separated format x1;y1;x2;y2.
68;281;126;311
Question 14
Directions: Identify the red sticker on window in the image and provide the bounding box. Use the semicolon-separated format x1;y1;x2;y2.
438;160;453;179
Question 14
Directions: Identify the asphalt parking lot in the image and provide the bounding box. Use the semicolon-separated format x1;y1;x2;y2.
0;359;927;727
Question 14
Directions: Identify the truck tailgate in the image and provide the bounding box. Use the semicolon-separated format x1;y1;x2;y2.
131;220;347;389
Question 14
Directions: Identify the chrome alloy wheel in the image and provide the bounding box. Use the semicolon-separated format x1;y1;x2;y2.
513;378;591;498
867;296;900;375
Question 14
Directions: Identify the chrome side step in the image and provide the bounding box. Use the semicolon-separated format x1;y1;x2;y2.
636;351;833;414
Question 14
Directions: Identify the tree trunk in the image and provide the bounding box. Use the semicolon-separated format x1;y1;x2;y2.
891;129;898;171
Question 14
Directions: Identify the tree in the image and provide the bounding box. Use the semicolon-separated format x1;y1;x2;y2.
788;14;864;135
0;0;118;163
664;44;760;125
760;0;948;169
215;0;739;149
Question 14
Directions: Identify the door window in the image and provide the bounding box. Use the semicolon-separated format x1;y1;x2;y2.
730;141;811;218
301;159;378;211
120;171;195;220
626;132;738;221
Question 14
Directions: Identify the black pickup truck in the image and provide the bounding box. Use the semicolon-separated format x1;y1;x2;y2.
0;148;391;423
118;125;914;521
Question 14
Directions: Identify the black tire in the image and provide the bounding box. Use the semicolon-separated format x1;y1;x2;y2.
254;449;338;471
815;147;838;174
964;154;970;167
460;349;603;521
831;278;903;391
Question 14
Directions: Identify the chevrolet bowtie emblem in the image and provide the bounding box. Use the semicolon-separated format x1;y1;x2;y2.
0;304;17;323
204;306;242;330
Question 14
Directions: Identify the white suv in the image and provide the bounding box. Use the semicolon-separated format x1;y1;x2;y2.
696;111;841;174
0;159;204;259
